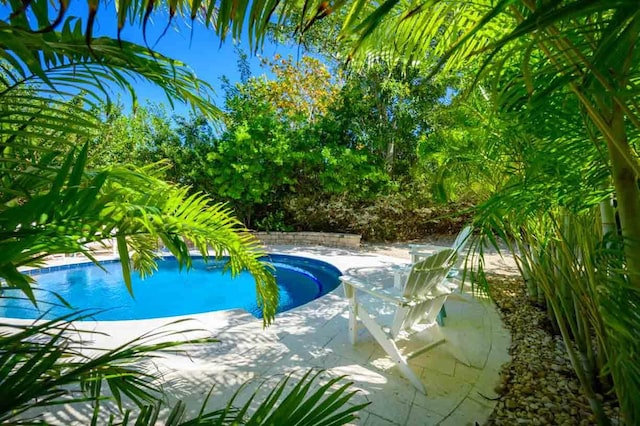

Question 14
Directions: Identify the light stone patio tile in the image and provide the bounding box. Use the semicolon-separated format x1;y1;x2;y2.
413;370;473;417
258;354;326;379
434;316;492;369
320;362;415;423
405;404;445;426
485;347;510;371
438;396;496;426
492;323;511;341
365;412;403;426
466;394;497;411
484;333;511;370
486;334;511;366
348;410;369;425
452;362;482;384
359;393;412;424
410;348;457;376
29;245;514;426
276;322;344;361
213;342;293;371
323;333;380;365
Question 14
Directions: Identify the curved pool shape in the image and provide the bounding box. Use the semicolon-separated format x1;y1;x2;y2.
1;254;342;321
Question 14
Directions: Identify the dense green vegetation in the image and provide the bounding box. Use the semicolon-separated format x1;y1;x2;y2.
1;0;639;425
0;2;366;424
89;55;478;239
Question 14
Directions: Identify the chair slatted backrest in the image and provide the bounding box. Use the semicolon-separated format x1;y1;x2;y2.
394;249;456;333
451;226;473;270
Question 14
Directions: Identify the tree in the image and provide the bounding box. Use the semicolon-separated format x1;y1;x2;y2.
1;2;275;319
260;54;341;123
330;0;640;285
90;104;218;190
201;1;639;423
0;2;367;423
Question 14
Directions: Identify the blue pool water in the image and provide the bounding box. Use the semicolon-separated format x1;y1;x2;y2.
0;254;341;321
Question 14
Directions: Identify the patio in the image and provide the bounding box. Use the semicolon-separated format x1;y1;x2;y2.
36;244;515;425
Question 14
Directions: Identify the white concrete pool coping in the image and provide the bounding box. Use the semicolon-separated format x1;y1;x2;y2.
10;243;517;425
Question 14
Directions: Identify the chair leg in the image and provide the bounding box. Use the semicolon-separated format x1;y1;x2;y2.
397;360;427;394
348;301;358;345
358;306;427;394
344;284;358;344
436;305;447;326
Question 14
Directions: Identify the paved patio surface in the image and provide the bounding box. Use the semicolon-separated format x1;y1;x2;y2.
26;244;516;425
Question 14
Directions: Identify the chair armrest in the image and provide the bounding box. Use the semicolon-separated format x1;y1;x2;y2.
431;282;454;296
340;276;415;306
408;243;432;250
408;247;434;257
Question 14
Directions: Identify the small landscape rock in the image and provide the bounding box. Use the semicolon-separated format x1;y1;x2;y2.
484;275;619;426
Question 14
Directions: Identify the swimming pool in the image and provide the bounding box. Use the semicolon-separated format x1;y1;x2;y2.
1;254;342;321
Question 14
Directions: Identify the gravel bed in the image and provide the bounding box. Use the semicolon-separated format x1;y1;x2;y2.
484;275;620;425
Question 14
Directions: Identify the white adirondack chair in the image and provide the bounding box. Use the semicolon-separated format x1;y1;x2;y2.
340;249;469;394
409;225;474;275
405;225;475;325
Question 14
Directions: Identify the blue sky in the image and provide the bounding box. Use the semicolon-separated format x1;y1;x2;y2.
91;6;303;114
107;16;303;113
2;2;303;114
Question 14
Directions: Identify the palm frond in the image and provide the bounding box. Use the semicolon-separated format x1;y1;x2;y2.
0;313;218;423
1;19;220;122
0;144;279;323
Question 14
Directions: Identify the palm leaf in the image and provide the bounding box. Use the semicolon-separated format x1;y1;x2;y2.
0;146;279;323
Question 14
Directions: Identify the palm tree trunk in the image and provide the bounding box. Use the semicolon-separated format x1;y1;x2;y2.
607;105;640;288
598;187;617;239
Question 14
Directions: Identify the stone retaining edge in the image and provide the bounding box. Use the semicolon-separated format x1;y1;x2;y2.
252;232;361;249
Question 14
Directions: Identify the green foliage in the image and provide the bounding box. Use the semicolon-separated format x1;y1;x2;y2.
413;90;505;203
470;206;638;425
174;369;369;426
9;0;636;423
209;117;296;224
315;63;452;180
0;314;218;422
89;52;481;236
1;143;279;322
0;312;369;424
90;105;218;191
328;0;640;287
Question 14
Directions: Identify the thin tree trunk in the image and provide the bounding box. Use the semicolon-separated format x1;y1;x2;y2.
385;138;395;174
599;186;617;240
607;105;640;288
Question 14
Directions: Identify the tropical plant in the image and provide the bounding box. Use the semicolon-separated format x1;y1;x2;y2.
1;142;278;321
468;202;638;425
263;1;639;424
1;311;369;424
89;103;218;191
461;82;629;423
323;0;640;286
286;2;638;423
0;1;368;423
176;0;640;286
